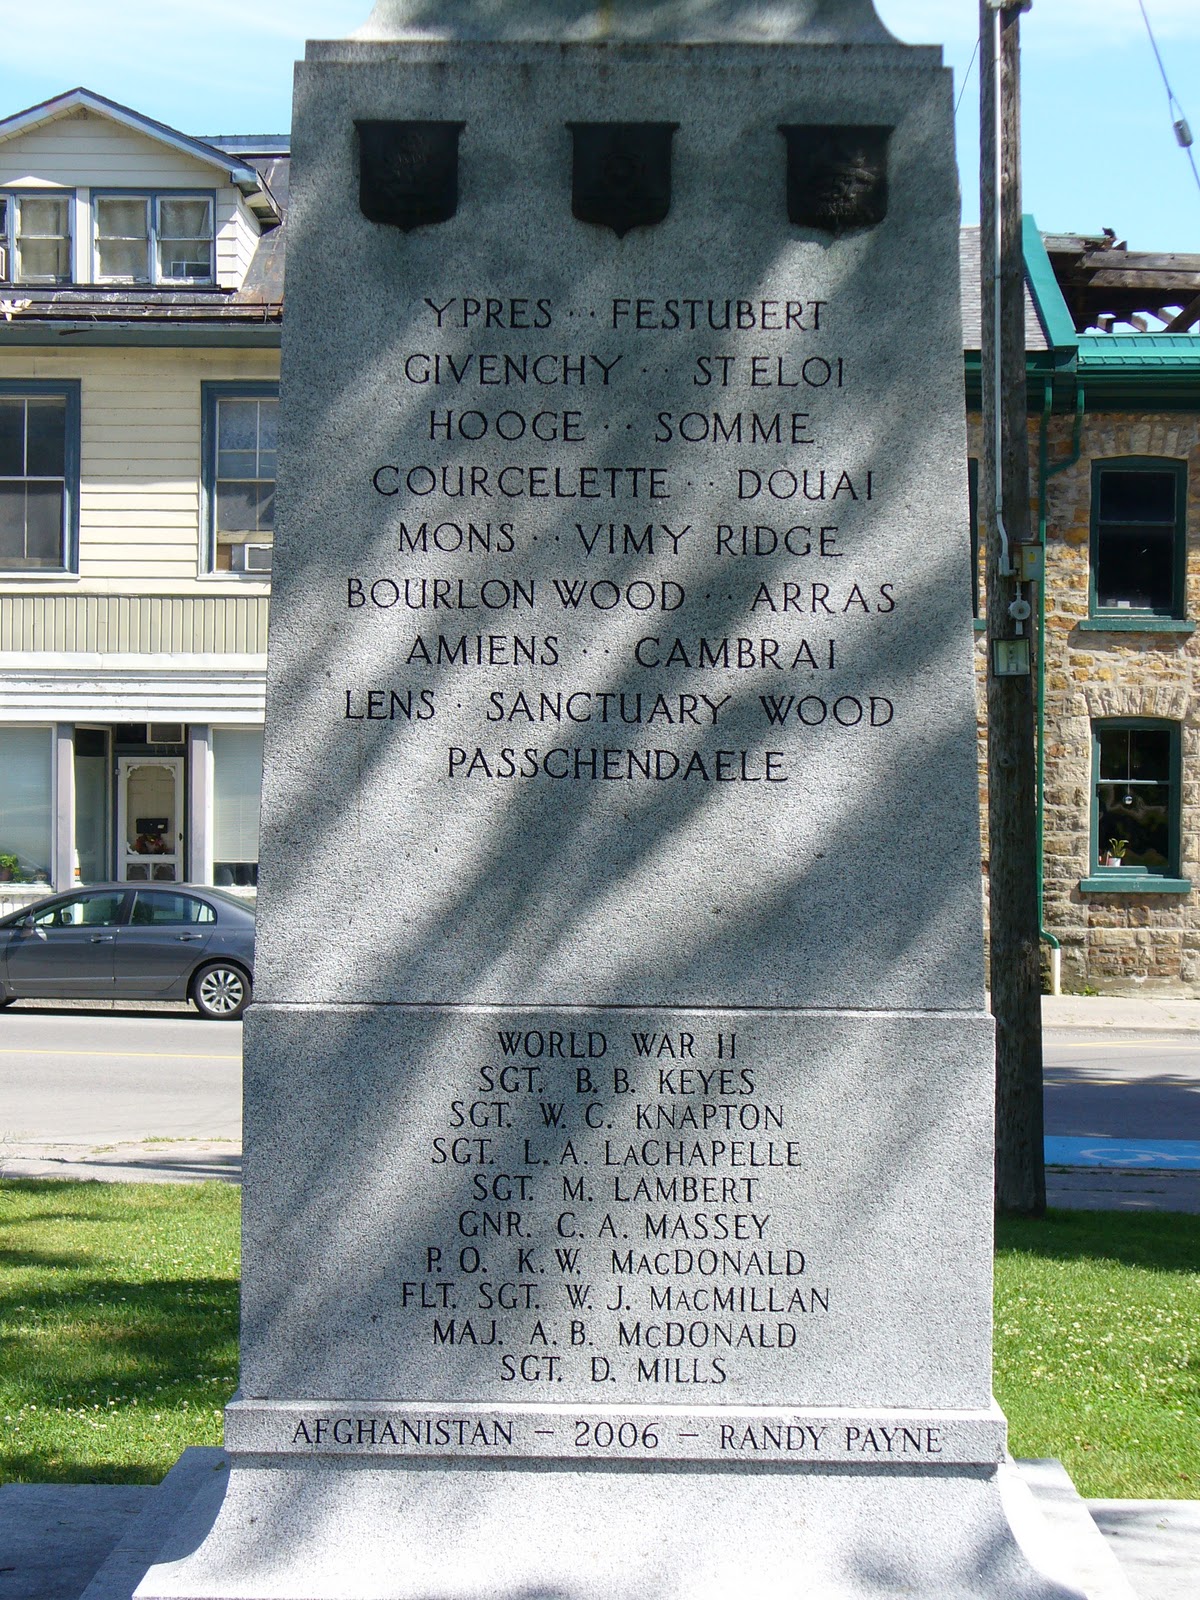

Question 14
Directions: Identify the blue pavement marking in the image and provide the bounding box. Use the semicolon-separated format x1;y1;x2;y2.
1045;1136;1200;1170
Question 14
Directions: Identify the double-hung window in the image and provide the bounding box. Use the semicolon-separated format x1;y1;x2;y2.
1090;459;1187;620
0;381;79;571
0;192;72;284
202;384;278;573
94;193;214;285
1091;720;1185;886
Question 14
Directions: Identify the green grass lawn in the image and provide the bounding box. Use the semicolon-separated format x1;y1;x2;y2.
0;1180;238;1483
995;1209;1200;1499
1;1181;1197;1496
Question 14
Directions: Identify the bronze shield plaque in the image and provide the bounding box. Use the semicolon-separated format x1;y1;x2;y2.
779;125;892;234
567;122;679;237
355;120;466;232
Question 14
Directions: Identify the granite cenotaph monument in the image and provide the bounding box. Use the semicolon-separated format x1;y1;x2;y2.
139;2;1084;1596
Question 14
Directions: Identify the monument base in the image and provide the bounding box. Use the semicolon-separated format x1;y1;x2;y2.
136;1456;1085;1600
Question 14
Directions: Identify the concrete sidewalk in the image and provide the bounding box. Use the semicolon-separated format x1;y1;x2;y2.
0;1139;240;1185
1041;994;1200;1033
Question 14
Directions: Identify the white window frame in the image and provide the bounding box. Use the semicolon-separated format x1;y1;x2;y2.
0;190;74;285
92;190;215;286
210;726;263;892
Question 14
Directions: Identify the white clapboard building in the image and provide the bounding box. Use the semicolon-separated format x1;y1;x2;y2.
0;88;283;909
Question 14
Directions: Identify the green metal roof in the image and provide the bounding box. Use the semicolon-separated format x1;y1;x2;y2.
1073;333;1200;409
1076;333;1200;369
963;217;1200;411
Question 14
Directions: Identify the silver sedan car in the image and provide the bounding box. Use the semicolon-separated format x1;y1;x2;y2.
0;884;255;1019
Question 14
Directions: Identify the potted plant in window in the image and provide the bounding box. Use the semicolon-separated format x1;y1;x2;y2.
0;853;18;883
1103;839;1129;868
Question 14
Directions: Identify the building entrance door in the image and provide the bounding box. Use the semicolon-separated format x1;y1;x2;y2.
117;756;184;882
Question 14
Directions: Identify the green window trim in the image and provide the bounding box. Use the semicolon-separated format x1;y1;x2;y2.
967;456;981;621
1076;617;1195;634
0;379;81;574
1079;875;1191;895
1090;717;1183;882
1089;457;1188;622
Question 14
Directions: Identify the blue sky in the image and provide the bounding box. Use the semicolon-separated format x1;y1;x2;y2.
0;1;1197;252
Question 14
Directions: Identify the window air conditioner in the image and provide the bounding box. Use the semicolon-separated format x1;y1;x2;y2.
229;542;273;573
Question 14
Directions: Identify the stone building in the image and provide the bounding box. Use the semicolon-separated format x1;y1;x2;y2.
968;223;1200;994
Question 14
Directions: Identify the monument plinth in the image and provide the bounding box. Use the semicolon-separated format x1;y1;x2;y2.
139;3;1083;1595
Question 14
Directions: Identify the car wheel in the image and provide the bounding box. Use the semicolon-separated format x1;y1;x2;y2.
191;961;251;1021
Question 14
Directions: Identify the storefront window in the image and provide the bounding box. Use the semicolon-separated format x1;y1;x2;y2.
0;726;53;883
74;727;110;884
213;729;263;887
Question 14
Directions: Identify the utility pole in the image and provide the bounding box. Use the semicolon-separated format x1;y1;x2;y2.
979;0;1045;1216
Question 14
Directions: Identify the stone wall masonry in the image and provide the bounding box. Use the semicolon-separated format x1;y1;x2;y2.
969;409;1200;995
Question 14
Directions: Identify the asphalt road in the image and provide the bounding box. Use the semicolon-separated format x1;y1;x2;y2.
1;1011;1198;1147
1044;1030;1200;1140
0;1007;241;1145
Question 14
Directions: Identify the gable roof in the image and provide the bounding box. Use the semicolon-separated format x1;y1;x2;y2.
0;88;280;224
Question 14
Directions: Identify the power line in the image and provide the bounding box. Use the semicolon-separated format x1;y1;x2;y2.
955;37;980;117
1136;0;1200;204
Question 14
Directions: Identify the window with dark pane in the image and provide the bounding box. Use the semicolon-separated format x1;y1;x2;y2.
130;891;216;926
1095;723;1175;873
214;396;276;571
967;457;981;619
0;393;68;568
1092;461;1185;615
